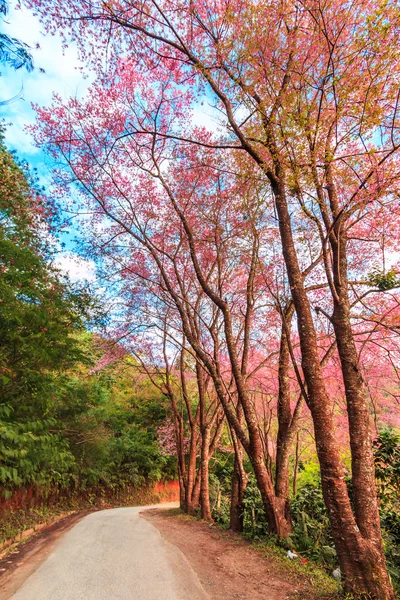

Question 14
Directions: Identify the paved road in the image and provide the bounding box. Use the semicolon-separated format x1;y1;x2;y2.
10;504;208;600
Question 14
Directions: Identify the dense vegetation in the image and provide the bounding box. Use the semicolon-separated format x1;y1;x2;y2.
208;431;400;591
0;134;174;501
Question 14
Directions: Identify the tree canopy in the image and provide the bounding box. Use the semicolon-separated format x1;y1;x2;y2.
2;1;400;597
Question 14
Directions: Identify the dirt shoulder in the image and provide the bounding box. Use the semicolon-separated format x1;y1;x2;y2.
0;511;89;600
141;509;339;600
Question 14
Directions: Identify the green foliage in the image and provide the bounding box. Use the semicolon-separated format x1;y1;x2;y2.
290;484;336;566
295;458;322;488
242;476;270;538
241;479;337;566
373;429;400;498
0;137;88;493
55;356;177;489
373;429;400;591
0;136;174;500
209;471;231;526
0;405;75;489
367;269;400;291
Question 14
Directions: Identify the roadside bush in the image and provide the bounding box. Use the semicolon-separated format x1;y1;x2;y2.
373;429;400;592
290;484;336;566
242;476;269;538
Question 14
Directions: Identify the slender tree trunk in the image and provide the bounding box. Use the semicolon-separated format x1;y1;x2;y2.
275;305;294;515
168;402;187;512
177;465;186;510
191;469;201;511
185;432;198;515
173;207;292;537
196;361;212;520
175;417;187;511
221;314;292;537
230;442;247;532
208;366;290;535
293;432;300;497
200;427;212;521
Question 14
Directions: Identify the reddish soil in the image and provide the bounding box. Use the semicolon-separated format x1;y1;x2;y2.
142;509;329;600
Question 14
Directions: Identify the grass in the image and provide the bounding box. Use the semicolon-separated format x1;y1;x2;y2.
250;537;341;599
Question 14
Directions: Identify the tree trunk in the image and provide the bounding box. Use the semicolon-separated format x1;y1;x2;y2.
250;451;291;537
196;361;212;520
178;465;186;511
185;431;199;515
220;311;292;537
329;230;393;597
230;448;247;532
191;469;201;512
200;427;212;521
271;176;395;598
275;304;294;508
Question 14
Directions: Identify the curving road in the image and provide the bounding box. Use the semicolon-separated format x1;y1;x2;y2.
9;504;208;600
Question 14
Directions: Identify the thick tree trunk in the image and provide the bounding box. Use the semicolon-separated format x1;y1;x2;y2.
249;450;291;537
275;305;294;506
271;177;394;599
329;232;392;597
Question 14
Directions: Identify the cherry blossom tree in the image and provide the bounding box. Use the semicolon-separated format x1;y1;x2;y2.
24;0;400;595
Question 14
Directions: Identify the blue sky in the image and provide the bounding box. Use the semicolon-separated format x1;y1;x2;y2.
1;1;97;282
0;2;225;283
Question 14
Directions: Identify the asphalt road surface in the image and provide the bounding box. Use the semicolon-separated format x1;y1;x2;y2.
10;504;209;600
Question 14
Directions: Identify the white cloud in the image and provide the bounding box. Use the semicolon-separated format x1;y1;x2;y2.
387;250;400;270
192;101;224;134
1;4;91;155
54;252;97;283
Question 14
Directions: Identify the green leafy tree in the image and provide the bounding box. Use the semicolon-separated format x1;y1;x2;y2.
1;132;176;498
0;132;90;491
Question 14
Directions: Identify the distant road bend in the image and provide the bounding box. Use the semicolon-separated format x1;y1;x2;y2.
10;504;208;600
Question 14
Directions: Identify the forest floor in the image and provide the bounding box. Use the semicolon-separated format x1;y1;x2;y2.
142;508;340;600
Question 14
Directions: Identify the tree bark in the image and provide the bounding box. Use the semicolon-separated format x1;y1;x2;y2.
275;304;294;506
271;175;394;598
185;430;199;515
329;228;392;596
200;426;212;521
177;464;186;511
230;441;247;532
